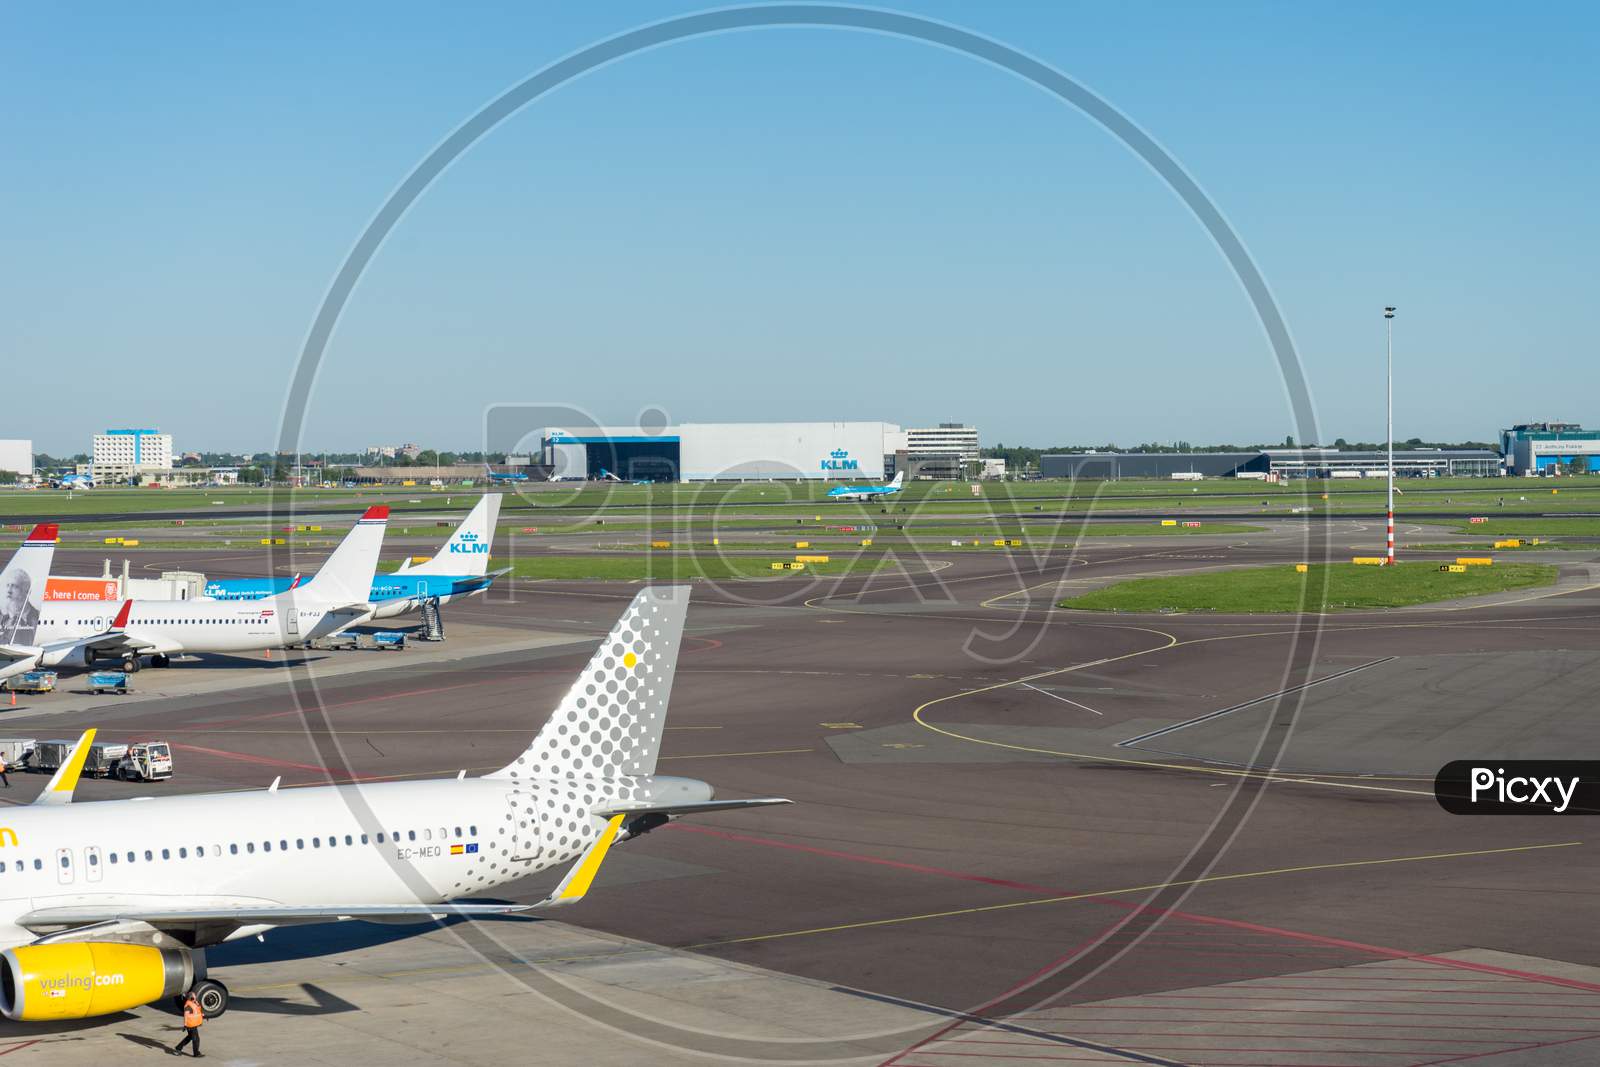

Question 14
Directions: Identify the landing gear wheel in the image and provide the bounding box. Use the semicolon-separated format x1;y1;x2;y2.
124;656;142;673
192;978;229;1018
151;653;171;668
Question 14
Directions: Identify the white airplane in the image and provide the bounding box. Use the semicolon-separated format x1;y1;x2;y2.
33;506;390;672
0;586;788;1022
0;524;58;682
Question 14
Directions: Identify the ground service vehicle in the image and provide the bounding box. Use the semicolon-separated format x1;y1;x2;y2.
115;741;173;782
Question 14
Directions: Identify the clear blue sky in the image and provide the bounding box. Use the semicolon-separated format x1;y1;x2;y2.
4;2;1595;455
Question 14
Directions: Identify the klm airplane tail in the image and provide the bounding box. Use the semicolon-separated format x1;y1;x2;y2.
296;506;388;604
400;494;500;577
888;471;904;489
488;585;688;782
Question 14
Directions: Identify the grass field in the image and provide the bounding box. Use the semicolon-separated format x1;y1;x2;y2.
499;554;902;580
1439;517;1600;536
11;477;1600;527
1057;561;1559;613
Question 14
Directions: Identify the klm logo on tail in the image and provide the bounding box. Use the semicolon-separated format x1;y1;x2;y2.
448;532;489;556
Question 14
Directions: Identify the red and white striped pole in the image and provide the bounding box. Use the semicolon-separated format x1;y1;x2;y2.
1385;306;1396;564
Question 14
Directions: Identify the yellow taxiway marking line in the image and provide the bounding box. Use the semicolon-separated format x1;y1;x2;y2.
688;840;1583;948
908;624;1452;792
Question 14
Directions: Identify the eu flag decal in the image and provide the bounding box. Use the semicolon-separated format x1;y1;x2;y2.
466;843;479;854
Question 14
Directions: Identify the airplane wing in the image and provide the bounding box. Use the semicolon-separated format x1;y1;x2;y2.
72;630;161;655
592;798;793;820
0;643;43;662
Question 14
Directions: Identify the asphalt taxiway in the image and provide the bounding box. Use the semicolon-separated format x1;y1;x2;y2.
5;523;1600;1064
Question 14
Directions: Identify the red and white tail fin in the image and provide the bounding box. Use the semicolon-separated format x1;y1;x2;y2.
297;506;388;604
0;524;58;646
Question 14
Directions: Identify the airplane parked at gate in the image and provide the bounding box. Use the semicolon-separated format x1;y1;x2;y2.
826;470;903;502
0;525;58;682
31;507;389;672
0;585;787;1023
202;495;505;619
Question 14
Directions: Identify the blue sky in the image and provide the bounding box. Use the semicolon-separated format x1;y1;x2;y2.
4;2;1595;454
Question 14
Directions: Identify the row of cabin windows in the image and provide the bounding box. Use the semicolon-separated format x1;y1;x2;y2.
43;617;259;627
0;824;479;872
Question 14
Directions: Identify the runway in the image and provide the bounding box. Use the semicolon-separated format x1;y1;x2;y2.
5;521;1600;1064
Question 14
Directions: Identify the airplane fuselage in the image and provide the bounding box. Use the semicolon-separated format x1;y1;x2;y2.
33;599;371;666
202;574;491;620
0;774;706;950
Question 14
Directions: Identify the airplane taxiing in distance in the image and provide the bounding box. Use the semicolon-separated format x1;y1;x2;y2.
0;585;787;1023
826;470;904;502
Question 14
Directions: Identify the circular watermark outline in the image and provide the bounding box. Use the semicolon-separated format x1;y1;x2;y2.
264;4;1328;1060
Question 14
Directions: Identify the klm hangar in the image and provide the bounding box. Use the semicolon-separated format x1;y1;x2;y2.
539;422;898;482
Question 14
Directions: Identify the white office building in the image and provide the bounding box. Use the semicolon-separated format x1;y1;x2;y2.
92;428;173;482
905;424;981;464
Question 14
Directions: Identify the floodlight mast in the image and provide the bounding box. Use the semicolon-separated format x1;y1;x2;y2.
1385;306;1397;564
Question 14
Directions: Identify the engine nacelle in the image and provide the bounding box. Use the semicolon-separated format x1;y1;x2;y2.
0;942;192;1021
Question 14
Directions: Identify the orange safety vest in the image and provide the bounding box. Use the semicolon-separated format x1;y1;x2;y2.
183;999;203;1027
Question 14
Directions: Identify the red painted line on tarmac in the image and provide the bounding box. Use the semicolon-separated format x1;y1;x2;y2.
1130;990;1600;1011
675;824;1600;995
1138;981;1600;997
949;1037;1490;1055
0;1043;41;1057
668;824;1055;893
950;1030;1551;1044
169;743;346;778
1008;1019;1600;1035
1028;1005;1600;1022
1412;1031;1600;1065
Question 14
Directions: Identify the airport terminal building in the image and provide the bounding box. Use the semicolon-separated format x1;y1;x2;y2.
1500;422;1600;474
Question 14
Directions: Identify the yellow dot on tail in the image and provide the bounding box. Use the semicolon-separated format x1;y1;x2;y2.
623;652;638;669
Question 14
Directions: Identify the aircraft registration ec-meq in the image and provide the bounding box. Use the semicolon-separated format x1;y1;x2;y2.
0;585;788;1022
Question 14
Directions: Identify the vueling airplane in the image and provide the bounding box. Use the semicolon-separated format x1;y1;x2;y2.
0;586;785;1023
826;470;903;502
33;506;389;672
202;495;507;620
0;524;58;682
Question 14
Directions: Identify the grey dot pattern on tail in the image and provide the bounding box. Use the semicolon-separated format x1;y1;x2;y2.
506;588;681;784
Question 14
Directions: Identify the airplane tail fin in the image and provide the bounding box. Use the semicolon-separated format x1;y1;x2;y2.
299;506;388;603
888;471;904;489
487;585;689;782
402;495;500;577
0;524;57;646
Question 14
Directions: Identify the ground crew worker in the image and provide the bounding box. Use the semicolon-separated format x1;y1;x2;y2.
0;752;9;788
172;990;203;1057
